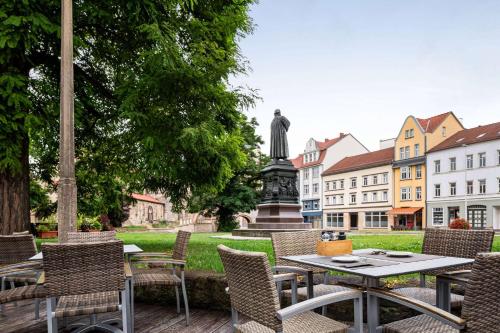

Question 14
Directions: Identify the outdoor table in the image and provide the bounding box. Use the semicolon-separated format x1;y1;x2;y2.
281;248;474;333
28;244;143;261
435;270;471;312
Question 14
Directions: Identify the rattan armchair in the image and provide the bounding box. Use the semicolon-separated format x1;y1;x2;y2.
131;230;191;326
393;228;494;309
67;231;117;243
218;244;363;333
42;240;130;333
271;231;351;312
369;252;500;333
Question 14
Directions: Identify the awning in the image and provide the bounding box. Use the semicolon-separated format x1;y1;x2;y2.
387;207;422;215
302;211;322;217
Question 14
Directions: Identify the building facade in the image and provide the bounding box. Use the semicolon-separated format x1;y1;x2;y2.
126;193;166;225
426;122;500;229
291;133;369;228
322;148;394;230
391;112;464;229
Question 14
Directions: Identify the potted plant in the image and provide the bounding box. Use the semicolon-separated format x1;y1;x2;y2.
449;218;471;229
36;215;58;238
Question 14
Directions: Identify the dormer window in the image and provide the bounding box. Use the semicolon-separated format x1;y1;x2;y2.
441;126;447;137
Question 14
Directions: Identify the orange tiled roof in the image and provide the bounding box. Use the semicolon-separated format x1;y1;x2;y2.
291;134;347;169
429;121;500;153
322;147;394;176
131;193;162;204
416;112;451;133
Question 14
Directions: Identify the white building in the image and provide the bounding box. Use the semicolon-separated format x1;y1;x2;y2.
291;133;369;228
426;122;500;229
322;147;394;230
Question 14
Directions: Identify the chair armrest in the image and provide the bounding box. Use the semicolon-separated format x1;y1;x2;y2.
132;252;171;257
133;258;186;267
368;288;465;330
440;270;471;276
273;265;310;276
277;290;362;321
273;273;297;283
124;262;133;278
0;261;42;274
37;272;45;285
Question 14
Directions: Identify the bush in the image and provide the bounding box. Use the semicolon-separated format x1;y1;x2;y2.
449;218;471;229
36;215;58;232
77;215;102;232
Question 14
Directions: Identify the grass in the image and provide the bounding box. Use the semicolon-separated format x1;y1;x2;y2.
36;232;500;274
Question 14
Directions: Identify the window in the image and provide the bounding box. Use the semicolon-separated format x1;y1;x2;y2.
448;207;460;223
466;155;473;169
372;192;378;202
325;181;330;191
303;184;309;195
467;181;473;195
332;181;337;190
312;166;320;178
415;165;422;179
432;208;444;225
434;160;441;173
401;166;411;180
365;212;388;228
351;177;357;188
325;196;330;205
373;175;378;185
312;200;319;210
326;213;344;228
383;173;388;184
405;129;414;139
498;178;500;193
363;193;368;202
450;157;456;171
405;146;410;159
479;179;486;194
339;180;344;189
339;195;344;204
304;169;310;179
401;187;411;201
313;183;319;194
383;191;388;201
350;193;356;204
441;126;447;137
498;150;500;165
479;153;486;168
450;182;456;196
303;201;312;210
363;176;368;186
414;144;420;157
416;186;422;200
399;147;405;160
434;184;441;197
332;196;337;205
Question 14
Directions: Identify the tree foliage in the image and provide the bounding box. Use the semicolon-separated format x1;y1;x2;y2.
1;0;258;227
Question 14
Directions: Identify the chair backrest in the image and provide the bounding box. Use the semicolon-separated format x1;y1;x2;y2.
462;252;500;332
422;228;494;258
67;231;116;243
42;240;124;297
271;230;324;272
172;231;191;261
217;245;282;332
0;234;37;265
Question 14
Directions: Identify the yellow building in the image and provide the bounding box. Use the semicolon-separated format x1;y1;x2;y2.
390;112;464;229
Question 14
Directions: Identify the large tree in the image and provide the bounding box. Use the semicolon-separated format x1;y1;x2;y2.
0;0;256;233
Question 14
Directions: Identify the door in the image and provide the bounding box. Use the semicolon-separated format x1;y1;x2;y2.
350;213;358;229
468;205;487;229
494;207;500;230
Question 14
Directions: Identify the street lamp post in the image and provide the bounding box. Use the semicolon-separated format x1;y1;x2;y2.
57;0;77;243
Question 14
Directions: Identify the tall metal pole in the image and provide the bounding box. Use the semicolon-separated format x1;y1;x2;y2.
57;0;77;243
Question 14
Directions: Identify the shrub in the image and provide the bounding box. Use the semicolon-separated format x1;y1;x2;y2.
449;218;471;229
77;215;102;232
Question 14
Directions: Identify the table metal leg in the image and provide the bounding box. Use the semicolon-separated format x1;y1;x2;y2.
436;277;451;312
367;278;380;333
306;271;314;299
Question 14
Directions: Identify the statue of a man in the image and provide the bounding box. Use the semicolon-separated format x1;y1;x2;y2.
270;109;290;160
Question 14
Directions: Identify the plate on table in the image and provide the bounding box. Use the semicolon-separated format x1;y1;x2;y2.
331;255;360;263
386;251;413;257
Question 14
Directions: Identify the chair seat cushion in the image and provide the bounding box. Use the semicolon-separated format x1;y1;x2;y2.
392;287;464;308
235;311;349;333
282;284;351;300
55;291;120;318
133;272;181;287
383;314;459;333
0;285;46;304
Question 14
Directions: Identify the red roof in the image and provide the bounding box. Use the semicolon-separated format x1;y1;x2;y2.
291;134;347;169
322;147;394;176
429;121;500;153
131;193;162;204
416;112;452;133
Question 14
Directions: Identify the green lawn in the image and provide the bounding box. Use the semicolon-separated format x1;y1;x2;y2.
37;232;500;273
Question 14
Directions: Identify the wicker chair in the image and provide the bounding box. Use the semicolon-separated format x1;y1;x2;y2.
218;244;364;333
42;240;130;333
67;231;116;243
369;252;500;333
131;230;191;326
271;231;351;312
392;228;494;309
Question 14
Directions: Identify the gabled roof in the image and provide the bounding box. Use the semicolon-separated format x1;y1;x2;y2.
131;193;162;204
416;112;452;133
291;134;348;169
322;147;394;176
428;121;500;153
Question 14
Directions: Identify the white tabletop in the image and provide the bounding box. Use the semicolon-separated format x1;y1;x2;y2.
29;244;143;261
281;248;475;279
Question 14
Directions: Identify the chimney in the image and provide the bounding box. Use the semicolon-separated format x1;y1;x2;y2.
339;132;345;137
324;138;329;142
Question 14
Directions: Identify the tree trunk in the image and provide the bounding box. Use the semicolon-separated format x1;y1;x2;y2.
0;136;30;234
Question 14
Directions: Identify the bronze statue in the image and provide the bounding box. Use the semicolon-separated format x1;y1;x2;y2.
270;109;290;160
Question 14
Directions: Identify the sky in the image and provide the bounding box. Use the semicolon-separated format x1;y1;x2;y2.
230;0;500;157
